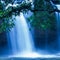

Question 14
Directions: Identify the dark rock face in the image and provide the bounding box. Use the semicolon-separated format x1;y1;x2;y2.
33;28;58;53
0;32;10;56
0;32;7;48
33;0;58;53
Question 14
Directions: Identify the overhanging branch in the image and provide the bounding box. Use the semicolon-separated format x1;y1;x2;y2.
0;2;60;19
0;2;31;19
30;9;60;13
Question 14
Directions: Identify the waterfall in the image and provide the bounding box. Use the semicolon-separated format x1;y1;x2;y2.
6;0;42;58
7;12;34;54
55;5;60;50
2;1;60;58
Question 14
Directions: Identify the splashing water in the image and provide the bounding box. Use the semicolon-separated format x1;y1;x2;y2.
6;1;60;58
7;12;34;54
6;0;40;58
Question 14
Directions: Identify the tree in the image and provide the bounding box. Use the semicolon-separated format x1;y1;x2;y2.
0;0;60;33
28;0;56;30
0;1;31;33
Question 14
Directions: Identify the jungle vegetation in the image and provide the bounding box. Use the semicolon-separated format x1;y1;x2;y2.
0;0;60;33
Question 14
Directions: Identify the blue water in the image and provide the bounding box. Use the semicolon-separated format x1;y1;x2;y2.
7;13;34;54
1;1;60;58
55;5;60;50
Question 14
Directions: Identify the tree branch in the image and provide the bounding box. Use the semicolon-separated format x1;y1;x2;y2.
0;2;31;19
30;9;60;13
0;2;60;19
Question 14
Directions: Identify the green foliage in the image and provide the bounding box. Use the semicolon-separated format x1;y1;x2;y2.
0;17;15;33
27;0;56;31
0;2;3;10
0;1;15;33
0;0;57;33
0;1;31;33
0;10;4;17
27;12;52;30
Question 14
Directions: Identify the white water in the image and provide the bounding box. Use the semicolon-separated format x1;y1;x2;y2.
6;0;44;57
55;5;60;49
3;1;60;58
8;12;34;54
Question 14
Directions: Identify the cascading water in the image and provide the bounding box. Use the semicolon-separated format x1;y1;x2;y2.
6;0;60;58
55;5;60;50
15;13;33;52
6;0;41;58
7;12;34;54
